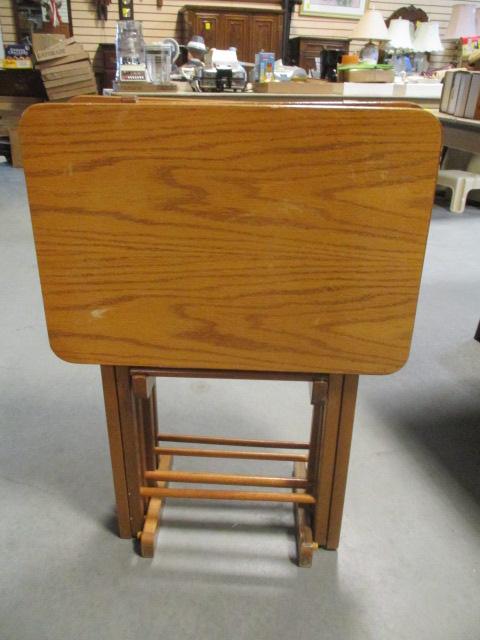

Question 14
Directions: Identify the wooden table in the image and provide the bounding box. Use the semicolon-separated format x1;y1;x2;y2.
20;100;441;566
110;86;441;108
432;109;480;154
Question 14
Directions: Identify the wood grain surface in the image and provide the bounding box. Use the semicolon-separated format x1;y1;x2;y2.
20;102;440;373
68;95;422;109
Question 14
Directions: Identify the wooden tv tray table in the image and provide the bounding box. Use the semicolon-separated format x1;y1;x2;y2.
109;87;441;108
20;100;440;566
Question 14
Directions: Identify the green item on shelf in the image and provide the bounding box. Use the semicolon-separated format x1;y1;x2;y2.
337;62;393;71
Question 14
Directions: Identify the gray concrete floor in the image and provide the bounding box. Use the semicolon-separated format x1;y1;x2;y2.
1;163;479;640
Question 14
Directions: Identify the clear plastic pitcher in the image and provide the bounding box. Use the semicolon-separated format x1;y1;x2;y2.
116;20;145;76
146;43;172;85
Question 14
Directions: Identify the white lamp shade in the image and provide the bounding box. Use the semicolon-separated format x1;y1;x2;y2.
445;4;478;39
413;22;444;52
351;9;389;41
388;18;413;49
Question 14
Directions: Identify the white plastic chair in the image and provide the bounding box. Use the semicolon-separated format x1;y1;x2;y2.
437;154;480;213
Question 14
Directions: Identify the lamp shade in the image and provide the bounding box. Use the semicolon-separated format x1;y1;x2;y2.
445;4;478;39
351;9;389;41
388;18;413;49
413;22;444;52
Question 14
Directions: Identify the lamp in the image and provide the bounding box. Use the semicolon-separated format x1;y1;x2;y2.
387;18;413;50
351;7;389;63
445;4;478;39
412;22;443;73
413;22;443;52
386;18;413;76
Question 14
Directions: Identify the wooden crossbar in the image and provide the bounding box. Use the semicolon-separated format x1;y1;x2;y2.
139;486;315;503
154;446;308;462
145;469;309;488
130;367;324;381
156;433;310;449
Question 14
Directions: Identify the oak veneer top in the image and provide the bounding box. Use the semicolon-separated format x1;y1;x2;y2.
68;95;422;108
21;102;440;374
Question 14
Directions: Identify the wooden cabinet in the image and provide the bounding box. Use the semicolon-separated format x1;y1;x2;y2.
251;15;280;57
192;11;221;51
180;6;283;63
288;36;350;72
95;44;116;91
223;14;249;62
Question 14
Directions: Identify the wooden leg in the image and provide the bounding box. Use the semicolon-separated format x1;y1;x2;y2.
114;366;146;537
151;383;159;440
132;375;158;474
325;374;359;550
293;461;318;568
100;365;131;539
307;378;328;490
310;374;344;547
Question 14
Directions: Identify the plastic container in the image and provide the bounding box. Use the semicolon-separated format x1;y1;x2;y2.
146;43;172;85
115;20;145;79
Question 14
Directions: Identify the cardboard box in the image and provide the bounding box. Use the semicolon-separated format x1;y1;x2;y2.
43;73;94;89
40;60;92;80
3;44;33;69
32;34;66;62
47;81;97;101
38;51;90;69
255;52;275;83
35;42;90;70
34;38;97;101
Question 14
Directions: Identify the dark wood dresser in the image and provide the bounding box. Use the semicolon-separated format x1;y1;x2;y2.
180;5;284;63
288;36;350;71
95;43;116;92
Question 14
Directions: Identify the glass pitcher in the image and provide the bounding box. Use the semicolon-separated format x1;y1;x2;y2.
115;20;145;79
146;43;172;85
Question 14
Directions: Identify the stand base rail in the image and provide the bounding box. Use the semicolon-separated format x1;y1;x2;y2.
116;369;359;568
138;453;318;565
145;469;310;489
140;486;316;503
154;446;308;462
156;433;310;449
